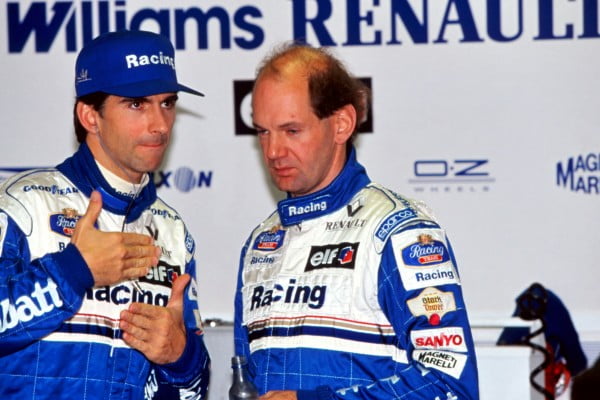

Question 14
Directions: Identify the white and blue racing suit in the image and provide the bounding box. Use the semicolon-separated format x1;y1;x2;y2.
234;148;479;399
0;143;210;399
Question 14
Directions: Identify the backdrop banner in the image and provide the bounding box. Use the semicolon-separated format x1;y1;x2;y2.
1;0;599;337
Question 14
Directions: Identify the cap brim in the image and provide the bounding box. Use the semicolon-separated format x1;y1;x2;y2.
100;80;204;98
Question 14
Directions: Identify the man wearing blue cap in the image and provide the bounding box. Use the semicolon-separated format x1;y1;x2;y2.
0;30;210;399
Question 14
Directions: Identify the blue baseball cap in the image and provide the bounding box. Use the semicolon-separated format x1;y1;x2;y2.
75;30;203;97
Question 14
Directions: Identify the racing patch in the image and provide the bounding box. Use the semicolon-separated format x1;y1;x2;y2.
49;208;82;237
402;234;450;266
393;232;459;290
407;287;456;325
411;327;467;352
305;242;359;271
253;226;286;251
0;213;7;257
413;349;468;379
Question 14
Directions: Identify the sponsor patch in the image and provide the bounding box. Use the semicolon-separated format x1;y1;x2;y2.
140;262;182;288
184;229;195;254
250;255;276;265
411;327;467;352
248;277;327;311
375;208;417;242
402;234;450;266
346;197;364;217
325;218;366;231
1;278;63;333
49;208;82;237
398;262;459;291
413;349;468;379
407;287;457;325
253;226;286;251
305;242;359;271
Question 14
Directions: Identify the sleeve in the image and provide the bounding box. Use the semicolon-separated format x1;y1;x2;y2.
297;222;480;400
233;236;253;361
153;234;210;400
0;210;94;356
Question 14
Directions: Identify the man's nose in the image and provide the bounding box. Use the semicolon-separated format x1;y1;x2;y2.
265;133;285;160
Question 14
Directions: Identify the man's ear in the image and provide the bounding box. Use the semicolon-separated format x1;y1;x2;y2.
76;102;100;135
333;104;357;145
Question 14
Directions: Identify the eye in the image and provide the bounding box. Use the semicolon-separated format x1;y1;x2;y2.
255;128;268;136
130;100;143;109
162;97;178;109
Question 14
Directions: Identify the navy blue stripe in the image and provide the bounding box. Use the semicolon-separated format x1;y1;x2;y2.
249;324;397;346
58;322;122;340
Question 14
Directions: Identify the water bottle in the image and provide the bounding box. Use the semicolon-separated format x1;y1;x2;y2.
229;355;259;400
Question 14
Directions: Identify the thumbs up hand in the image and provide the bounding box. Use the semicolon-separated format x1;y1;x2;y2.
70;190;160;287
119;274;191;364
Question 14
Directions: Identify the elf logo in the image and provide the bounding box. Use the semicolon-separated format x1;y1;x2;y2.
305;242;359;271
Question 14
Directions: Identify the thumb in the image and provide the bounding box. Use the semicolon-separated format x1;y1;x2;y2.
167;273;191;311
79;190;103;229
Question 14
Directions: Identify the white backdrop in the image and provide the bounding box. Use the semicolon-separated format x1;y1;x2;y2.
1;1;599;340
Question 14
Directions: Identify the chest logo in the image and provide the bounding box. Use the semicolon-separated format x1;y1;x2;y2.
253;226;286;251
49;208;82;237
305;242;359;271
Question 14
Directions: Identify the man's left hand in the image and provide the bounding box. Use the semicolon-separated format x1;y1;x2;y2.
260;391;297;400
119;274;190;364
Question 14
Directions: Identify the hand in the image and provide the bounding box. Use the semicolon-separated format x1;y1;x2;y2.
119;273;190;364
260;391;297;400
70;191;160;287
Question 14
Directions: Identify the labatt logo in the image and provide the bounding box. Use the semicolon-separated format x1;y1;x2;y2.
0;278;63;333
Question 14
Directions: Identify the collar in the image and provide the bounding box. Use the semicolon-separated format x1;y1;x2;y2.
56;143;157;223
277;147;370;226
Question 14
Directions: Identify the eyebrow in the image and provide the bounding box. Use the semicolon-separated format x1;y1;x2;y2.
252;121;300;130
119;94;179;103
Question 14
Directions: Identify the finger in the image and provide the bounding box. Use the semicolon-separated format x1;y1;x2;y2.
122;265;150;280
122;253;158;269
167;273;191;311
121;307;156;331
120;232;155;246
79;190;103;229
121;244;159;262
121;328;150;353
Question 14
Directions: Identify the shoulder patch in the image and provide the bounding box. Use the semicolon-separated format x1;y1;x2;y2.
407;287;456;326
253;227;286;251
185;229;195;254
392;231;460;290
374;208;417;244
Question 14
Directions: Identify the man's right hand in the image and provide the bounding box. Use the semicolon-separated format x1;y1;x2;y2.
70;191;160;287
